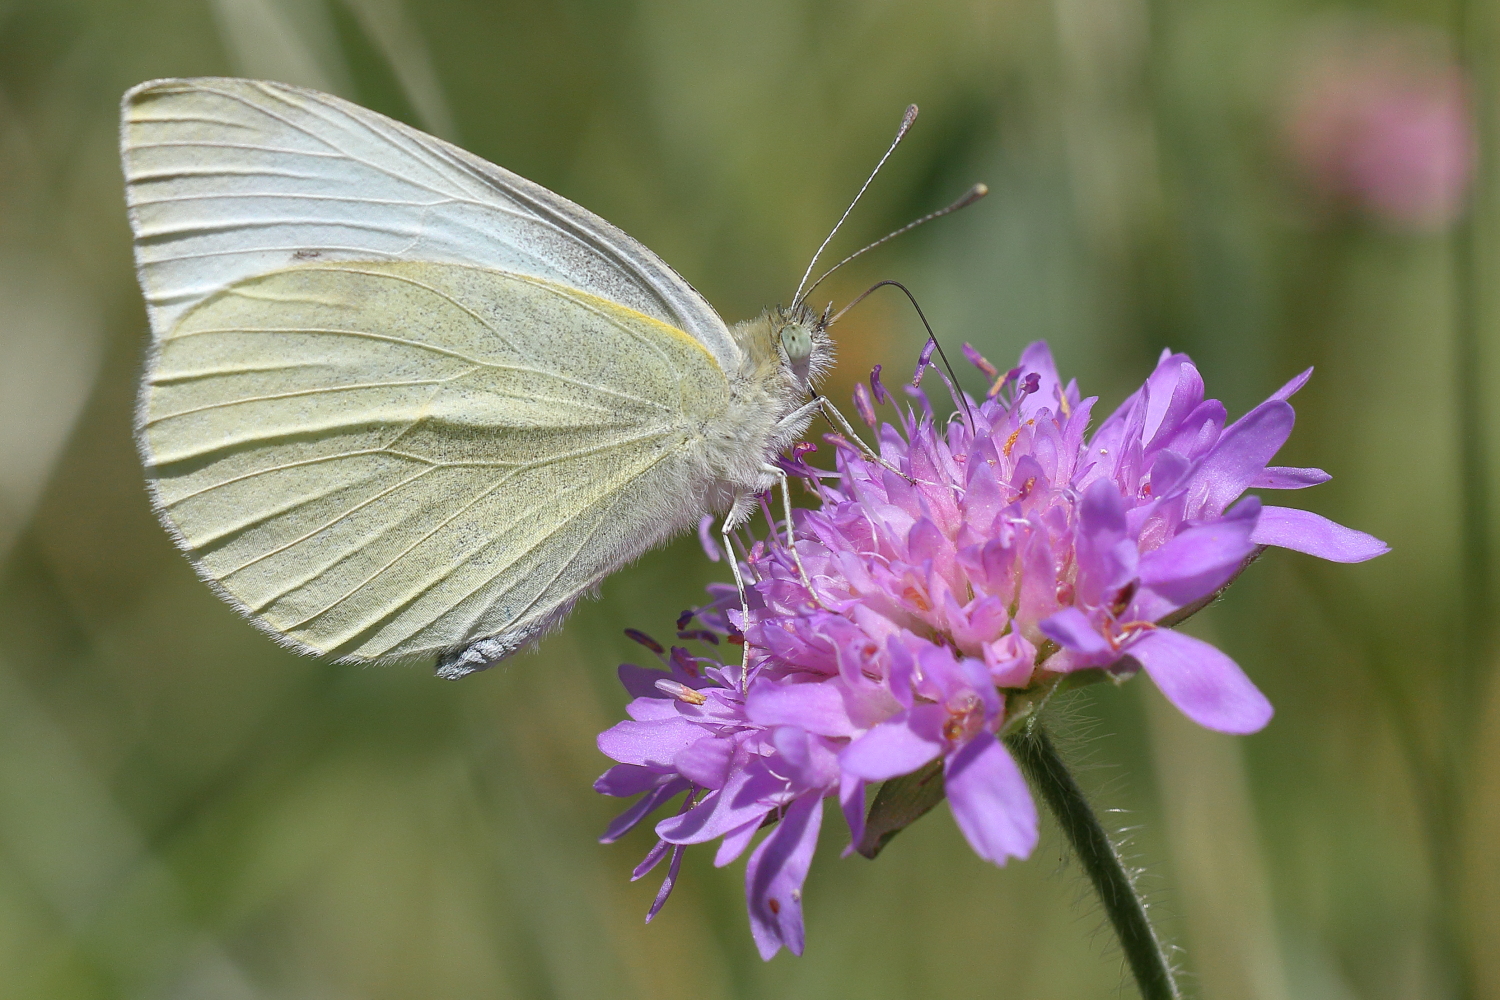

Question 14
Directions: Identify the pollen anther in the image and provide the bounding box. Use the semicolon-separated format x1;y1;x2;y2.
655;678;708;705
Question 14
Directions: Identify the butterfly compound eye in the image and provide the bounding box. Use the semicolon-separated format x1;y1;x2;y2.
779;322;814;363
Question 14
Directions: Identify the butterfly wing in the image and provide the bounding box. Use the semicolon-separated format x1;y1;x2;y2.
120;77;739;368
140;261;729;664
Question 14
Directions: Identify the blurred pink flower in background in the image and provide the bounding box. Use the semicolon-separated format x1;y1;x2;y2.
1285;22;1473;231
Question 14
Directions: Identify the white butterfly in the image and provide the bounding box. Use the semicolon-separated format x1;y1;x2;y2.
121;77;838;678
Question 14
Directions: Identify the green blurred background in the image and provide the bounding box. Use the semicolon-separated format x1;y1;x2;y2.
1;0;1496;997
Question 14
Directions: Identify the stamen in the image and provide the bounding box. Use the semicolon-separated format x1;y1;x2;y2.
941;692;985;742
1003;428;1022;457
854;382;878;426
901;585;932;612
962;342;998;380
672;646;705;674
655;678;707;705
625;629;665;655
912;338;937;386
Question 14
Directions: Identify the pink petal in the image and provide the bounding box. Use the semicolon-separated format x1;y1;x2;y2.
1269;366;1313;401
594;763;668;798
656;761;783;844
1129;629;1273;734
673;736;734;789
1251;505;1389;563
1187;400;1295;518
597;717;704;768
1143;354;1204;449
697;514;721;561
1137;498;1260;607
746;678;858;737
599;778;690;844
839;772;866;858
1074;479;1135;605
644;844;685;923
1016;341;1063;419
944;733;1038;865
1038;607;1112;659
839;710;944;781
746;795;824;960
714;818;761;867
1252;466;1331;489
619;664;676;702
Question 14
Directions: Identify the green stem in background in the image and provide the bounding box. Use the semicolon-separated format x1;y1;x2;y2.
1446;1;1491;998
1452;0;1492;726
1005;724;1181;1000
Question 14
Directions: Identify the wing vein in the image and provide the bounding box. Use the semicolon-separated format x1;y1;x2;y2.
159;447;426;505
135;218;422;242
270;466;524;624
142;245;404;265
130;141;351;159
190;84;491;205
221;465;439;575
146;372;475;424
131;191;455;209
377;444;681;654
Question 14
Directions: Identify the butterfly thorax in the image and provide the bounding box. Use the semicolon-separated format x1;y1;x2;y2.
697;304;834;517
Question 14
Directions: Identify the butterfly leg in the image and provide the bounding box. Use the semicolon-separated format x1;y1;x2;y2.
777;396;824;428
761;463;821;607
719;514;752;667
814;395;909;479
775;393;906;480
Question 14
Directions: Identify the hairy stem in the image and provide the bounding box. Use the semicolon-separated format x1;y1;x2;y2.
1005;724;1181;1000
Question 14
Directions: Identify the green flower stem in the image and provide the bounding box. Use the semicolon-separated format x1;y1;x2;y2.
1004;723;1181;1000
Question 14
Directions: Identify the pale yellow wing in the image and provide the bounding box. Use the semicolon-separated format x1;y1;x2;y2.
139;261;729;666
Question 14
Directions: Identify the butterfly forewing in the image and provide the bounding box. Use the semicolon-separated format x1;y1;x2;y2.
121;77;738;367
141;261;730;661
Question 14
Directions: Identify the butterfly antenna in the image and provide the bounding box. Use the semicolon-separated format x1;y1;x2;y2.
799;182;988;305
828;279;973;423
792;104;919;307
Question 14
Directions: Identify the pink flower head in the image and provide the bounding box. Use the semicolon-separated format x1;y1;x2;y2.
597;341;1387;958
1286;22;1473;230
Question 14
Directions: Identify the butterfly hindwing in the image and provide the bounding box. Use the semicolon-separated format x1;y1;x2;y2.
140;261;730;662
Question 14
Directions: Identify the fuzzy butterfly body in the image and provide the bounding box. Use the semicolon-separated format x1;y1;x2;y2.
122;77;831;676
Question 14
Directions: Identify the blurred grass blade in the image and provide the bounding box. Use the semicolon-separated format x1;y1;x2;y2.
0;257;102;563
0;656;264;995
210;0;354;95
338;0;458;140
1145;683;1290;1000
